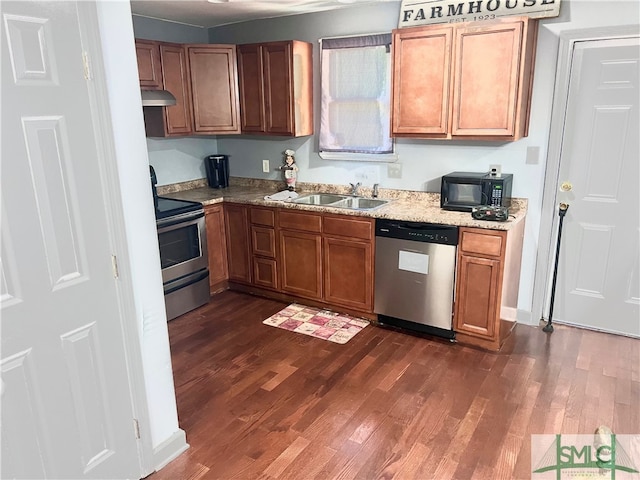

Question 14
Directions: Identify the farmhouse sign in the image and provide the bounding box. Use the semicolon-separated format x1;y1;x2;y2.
398;0;561;28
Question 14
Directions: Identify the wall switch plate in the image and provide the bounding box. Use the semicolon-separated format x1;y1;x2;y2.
526;146;540;165
489;164;502;176
262;159;270;173
387;163;402;179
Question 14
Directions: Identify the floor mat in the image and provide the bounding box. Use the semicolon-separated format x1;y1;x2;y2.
263;304;369;344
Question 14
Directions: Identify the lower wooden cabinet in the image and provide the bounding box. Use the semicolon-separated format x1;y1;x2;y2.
250;207;278;290
204;204;228;292
323;236;373;312
323;215;374;312
222;207;375;316
453;223;525;351
279;229;323;300
224;203;252;284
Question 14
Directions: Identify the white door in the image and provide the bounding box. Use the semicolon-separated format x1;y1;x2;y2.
1;1;142;478
553;36;640;337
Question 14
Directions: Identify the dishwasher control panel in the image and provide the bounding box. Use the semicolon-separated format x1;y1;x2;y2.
375;219;458;246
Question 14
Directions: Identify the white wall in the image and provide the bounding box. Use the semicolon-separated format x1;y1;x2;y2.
96;1;186;468
132;15;219;186
209;0;640;324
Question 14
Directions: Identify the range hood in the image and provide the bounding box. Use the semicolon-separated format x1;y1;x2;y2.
141;89;176;107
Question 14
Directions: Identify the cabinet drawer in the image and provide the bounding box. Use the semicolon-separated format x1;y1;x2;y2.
252;226;277;258
253;257;278;290
323;215;374;241
251;207;275;227
459;228;505;257
278;210;322;233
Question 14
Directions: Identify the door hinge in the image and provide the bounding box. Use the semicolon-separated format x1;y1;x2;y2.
133;418;141;439
111;255;119;279
82;51;92;80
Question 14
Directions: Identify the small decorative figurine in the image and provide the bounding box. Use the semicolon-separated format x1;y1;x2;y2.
279;149;299;191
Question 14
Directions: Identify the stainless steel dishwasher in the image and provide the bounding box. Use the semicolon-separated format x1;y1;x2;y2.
374;219;458;339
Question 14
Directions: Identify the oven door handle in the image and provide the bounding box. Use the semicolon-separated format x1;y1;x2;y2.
156;210;205;230
163;269;209;295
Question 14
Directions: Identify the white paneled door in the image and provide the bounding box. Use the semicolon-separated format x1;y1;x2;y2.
1;1;142;479
554;36;640;337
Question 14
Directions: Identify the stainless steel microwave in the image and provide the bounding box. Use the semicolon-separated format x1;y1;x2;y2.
440;172;513;212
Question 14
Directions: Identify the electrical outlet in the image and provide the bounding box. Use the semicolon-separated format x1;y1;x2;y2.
489;164;502;176
387;163;402;179
262;159;270;173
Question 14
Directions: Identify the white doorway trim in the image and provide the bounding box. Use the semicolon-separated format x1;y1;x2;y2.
77;2;154;476
532;24;640;326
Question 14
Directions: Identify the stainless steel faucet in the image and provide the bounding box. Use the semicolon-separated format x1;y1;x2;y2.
349;182;361;196
372;183;379;198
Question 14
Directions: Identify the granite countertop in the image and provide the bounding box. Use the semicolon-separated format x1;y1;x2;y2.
158;178;527;231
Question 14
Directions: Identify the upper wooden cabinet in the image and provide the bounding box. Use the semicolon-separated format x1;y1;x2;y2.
391;17;538;141
159;44;193;135
135;40;240;137
187;44;241;134
135;40;162;89
136;40;193;137
237;41;313;137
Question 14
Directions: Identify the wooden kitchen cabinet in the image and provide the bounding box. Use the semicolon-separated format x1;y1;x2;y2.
237;41;313;136
391;16;538;140
453;223;525;351
136;40;193;137
278;211;323;300
391;26;452;135
224;203;252;284
136;40;240;136
135;39;162;89
188;44;241;134
323;216;374;312
204;204;228;293
250;207;278;290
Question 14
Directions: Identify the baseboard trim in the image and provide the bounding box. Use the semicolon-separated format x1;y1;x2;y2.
517;309;533;325
153;428;189;472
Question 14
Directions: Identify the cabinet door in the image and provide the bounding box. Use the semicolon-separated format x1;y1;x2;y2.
237;44;266;133
224;204;251;283
205;204;228;290
451;21;523;137
160;43;193;135
188;45;241;134
323;237;373;312
135;40;162;89
454;254;501;339
279;230;322;300
391;26;453;136
262;42;294;135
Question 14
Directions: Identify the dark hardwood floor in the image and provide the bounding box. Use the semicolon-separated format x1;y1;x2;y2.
148;290;639;480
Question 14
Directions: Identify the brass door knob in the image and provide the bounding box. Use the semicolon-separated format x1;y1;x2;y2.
560;181;573;192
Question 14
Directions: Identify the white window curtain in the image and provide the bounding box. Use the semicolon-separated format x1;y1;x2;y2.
320;34;393;156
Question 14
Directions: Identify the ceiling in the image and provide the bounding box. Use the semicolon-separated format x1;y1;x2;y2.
130;0;399;29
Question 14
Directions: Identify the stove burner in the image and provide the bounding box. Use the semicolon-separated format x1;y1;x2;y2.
155;197;203;220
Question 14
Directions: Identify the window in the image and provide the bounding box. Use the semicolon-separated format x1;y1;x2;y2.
319;34;396;161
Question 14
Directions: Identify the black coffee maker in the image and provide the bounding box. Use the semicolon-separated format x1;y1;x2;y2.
150;165;159;209
205;154;229;188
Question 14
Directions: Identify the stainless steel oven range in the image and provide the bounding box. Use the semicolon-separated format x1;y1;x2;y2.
155;196;210;320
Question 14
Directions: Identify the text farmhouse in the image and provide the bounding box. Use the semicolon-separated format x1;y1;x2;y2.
398;0;561;27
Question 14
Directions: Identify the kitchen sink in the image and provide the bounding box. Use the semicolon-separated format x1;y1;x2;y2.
292;193;348;205
293;193;390;211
